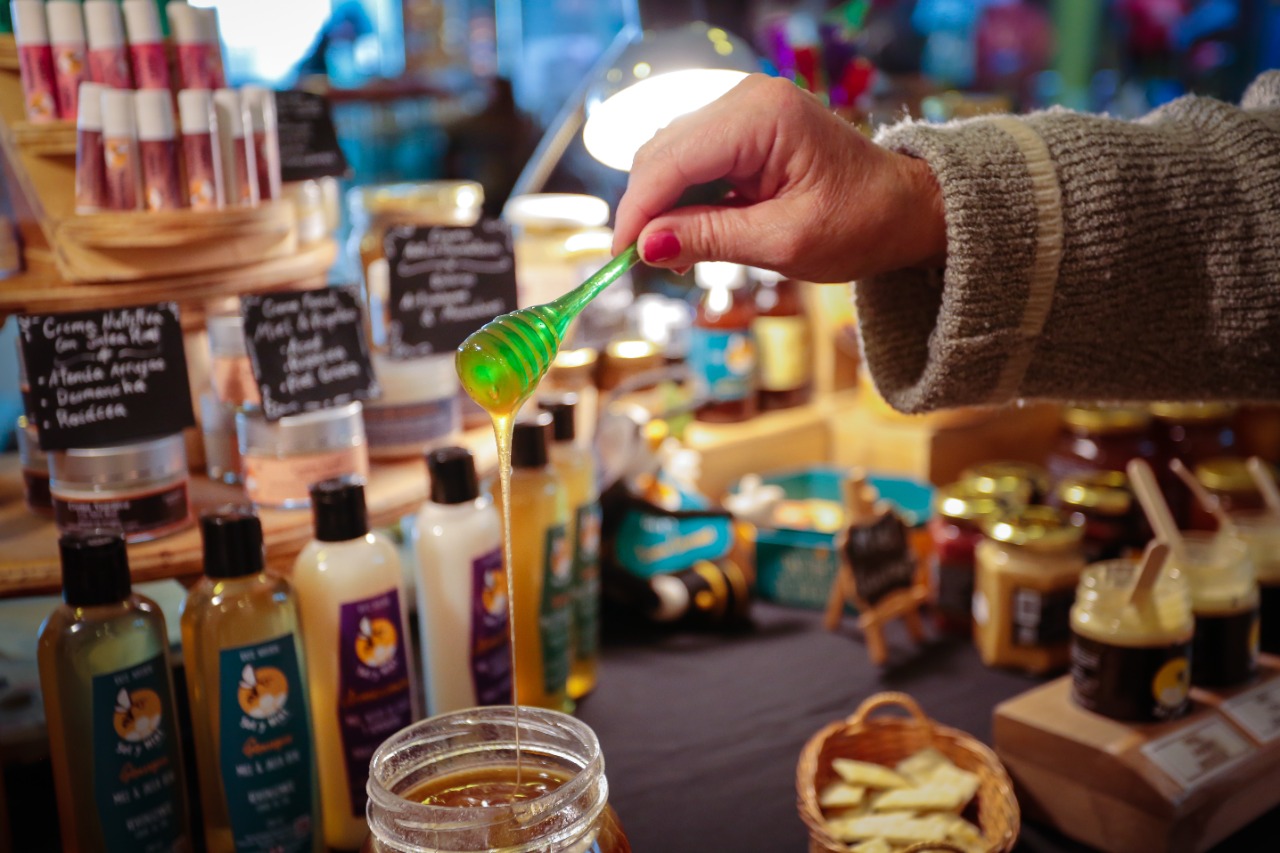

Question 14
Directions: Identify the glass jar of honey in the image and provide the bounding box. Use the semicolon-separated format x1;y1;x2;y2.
959;460;1048;506
364;707;630;853
1228;511;1280;655
1171;532;1258;688
974;507;1085;674
1151;402;1238;527
928;481;1005;637
347;181;484;348
505;193;612;309
1047;406;1155;484
1052;471;1144;563
1191;458;1263;530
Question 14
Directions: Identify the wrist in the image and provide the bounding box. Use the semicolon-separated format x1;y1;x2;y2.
895;153;947;269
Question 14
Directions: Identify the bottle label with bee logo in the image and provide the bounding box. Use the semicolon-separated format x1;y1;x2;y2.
91;655;185;852
218;635;316;851
338;591;413;816
470;548;513;704
540;524;573;694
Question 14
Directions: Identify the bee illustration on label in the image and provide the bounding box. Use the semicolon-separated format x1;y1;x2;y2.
238;664;289;720
579;509;601;560
188;177;215;208
724;334;756;376
26;89;56;121
549;531;572;583
55;48;83;76
356;616;398;668
105;139;132;170
481;564;508;617
113;687;163;742
1153;656;1191;712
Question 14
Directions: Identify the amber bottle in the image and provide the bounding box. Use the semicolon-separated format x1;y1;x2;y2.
690;262;756;423
751;269;811;411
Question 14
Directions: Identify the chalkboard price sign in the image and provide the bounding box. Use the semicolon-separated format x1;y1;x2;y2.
843;510;916;606
240;286;379;421
384;220;519;359
17;303;195;451
274;89;351;183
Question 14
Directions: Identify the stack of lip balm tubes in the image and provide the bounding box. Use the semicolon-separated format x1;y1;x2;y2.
10;0;280;212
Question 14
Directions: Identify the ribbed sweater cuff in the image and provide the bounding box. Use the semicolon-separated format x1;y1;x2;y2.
858;116;1061;413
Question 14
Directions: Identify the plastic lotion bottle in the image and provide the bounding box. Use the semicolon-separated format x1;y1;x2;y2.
292;478;416;850
496;414;573;710
181;509;321;853
413;446;511;714
37;531;191;851
540;395;601;699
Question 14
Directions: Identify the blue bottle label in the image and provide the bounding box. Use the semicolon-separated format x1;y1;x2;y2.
91;654;186;852
217;634;316;852
470;548;514;704
689;327;755;403
540;523;573;695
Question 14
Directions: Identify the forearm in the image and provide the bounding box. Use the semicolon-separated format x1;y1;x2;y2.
859;73;1280;413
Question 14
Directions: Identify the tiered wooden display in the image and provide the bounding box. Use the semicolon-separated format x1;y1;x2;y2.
994;660;1280;853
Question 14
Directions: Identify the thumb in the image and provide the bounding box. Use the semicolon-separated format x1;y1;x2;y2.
635;204;782;270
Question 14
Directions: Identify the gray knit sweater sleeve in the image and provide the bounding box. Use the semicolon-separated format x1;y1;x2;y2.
857;71;1280;413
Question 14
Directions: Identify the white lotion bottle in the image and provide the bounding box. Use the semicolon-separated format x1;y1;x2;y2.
292;477;416;851
413;446;511;715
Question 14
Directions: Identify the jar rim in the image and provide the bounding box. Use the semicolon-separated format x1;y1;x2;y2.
366;707;608;853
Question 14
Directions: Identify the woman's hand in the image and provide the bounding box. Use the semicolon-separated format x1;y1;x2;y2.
612;74;946;282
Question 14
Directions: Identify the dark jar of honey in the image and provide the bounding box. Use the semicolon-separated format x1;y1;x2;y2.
928;481;1005;637
1047;406;1156;484
1052;471;1145;563
364;707;630;853
1150;402;1238;528
1192;458;1263;531
959;460;1049;506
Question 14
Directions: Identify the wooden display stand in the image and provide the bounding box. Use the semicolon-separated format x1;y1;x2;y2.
994;660;1280;853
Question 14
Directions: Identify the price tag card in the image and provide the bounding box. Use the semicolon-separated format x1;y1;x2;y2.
240;286;379;421
274;90;351;182
1140;716;1254;789
384;220;518;359
844;510;916;606
1220;680;1280;743
17;303;195;451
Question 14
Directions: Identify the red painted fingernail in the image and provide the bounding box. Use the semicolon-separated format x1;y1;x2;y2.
674;265;692;276
642;230;681;263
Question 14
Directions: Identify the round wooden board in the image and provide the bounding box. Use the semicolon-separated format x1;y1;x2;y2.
0;454;429;599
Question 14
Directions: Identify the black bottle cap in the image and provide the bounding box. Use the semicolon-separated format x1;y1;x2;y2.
539;394;578;443
309;477;369;542
511;413;553;469
201;506;265;579
427;446;480;505
59;531;131;607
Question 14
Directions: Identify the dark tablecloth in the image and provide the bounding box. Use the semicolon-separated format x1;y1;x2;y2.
579;601;1280;853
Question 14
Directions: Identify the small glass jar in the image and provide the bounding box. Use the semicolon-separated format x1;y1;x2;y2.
16;416;52;515
1070;559;1194;722
281;176;341;245
207;313;261;408
49;433;192;542
1052;471;1144;563
1228;511;1280;655
505;193;612;309
364;353;460;460
1170;532;1258;688
347;181;484;348
1047;406;1155;483
200;392;241;484
974;506;1085;673
928;480;1005;637
237;402;369;509
364;707;629;853
1150;402;1238;527
1192;458;1263;530
959;460;1048;506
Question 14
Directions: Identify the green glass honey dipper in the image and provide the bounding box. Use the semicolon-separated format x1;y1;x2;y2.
457;182;728;415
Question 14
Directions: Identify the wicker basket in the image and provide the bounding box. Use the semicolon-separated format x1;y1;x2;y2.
797;692;1019;853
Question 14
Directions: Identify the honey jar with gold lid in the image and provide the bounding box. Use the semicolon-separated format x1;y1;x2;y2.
1151;401;1239;527
974;506;1085;673
1053;471;1144;562
1049;406;1156;483
1192;458;1263;529
959;460;1048;506
929;480;1005;637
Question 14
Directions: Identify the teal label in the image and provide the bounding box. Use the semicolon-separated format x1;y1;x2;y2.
91;654;186;852
217;635;316;851
540;523;573;694
573;501;602;661
689;327;755;403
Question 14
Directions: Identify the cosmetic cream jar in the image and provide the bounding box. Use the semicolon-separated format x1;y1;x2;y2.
237;401;369;509
363;353;460;460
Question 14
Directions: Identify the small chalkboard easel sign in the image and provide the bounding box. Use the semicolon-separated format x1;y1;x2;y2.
824;473;928;665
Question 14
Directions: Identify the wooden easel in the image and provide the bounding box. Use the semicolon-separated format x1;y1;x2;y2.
824;473;929;665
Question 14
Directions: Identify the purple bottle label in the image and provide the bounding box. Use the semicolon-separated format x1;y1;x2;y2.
337;589;412;817
470;548;513;705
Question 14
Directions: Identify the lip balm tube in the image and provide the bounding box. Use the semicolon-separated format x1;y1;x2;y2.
213;89;259;207
45;1;86;120
197;6;227;88
121;0;171;90
240;86;281;202
136;90;184;210
75;82;107;213
177;89;225;210
168;3;216;90
83;0;133;89
102;88;141;211
12;1;60;123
